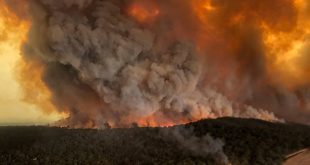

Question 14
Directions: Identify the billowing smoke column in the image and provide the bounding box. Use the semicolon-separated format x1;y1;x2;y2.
18;0;310;127
22;0;278;127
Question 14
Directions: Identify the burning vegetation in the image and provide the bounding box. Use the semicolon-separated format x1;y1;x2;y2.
1;0;310;127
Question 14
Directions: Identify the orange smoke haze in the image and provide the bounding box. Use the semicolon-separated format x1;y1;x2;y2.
200;0;310;90
1;0;55;113
17;59;58;114
0;0;65;124
129;0;310;90
263;0;310;89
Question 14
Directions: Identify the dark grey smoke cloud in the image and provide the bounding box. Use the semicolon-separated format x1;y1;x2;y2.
22;0;286;127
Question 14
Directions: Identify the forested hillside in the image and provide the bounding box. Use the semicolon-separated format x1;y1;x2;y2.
0;117;309;165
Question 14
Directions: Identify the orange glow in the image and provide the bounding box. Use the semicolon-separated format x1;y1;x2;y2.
262;0;310;89
0;0;64;124
191;0;217;25
189;0;310;90
230;14;245;25
131;110;215;127
128;1;160;24
0;2;28;43
191;0;215;48
17;59;58;114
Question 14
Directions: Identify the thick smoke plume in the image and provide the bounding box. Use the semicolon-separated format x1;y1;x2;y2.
20;0;284;127
12;0;310;127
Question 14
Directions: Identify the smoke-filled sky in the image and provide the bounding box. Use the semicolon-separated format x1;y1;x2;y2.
0;0;310;127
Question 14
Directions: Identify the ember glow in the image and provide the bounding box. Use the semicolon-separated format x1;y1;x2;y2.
1;0;310;127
